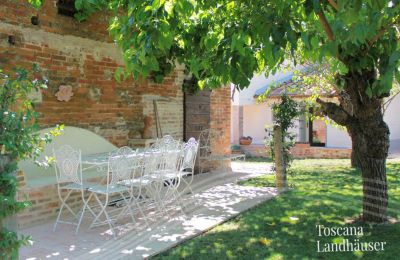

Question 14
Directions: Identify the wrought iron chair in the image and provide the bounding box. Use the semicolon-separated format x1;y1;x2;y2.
146;136;184;214
87;147;142;238
178;138;199;197
53;145;95;234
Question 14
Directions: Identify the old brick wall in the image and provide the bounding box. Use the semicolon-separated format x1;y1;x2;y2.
210;87;232;170
0;0;185;147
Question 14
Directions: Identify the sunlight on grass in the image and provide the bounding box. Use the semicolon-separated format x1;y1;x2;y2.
154;159;400;260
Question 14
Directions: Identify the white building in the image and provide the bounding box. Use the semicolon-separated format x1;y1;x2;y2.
231;69;400;157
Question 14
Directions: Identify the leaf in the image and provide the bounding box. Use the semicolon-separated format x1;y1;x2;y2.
389;50;400;67
152;0;165;10
28;0;43;9
75;0;83;10
114;67;124;82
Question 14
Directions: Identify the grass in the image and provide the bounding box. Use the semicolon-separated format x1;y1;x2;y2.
242;156;273;163
153;159;400;260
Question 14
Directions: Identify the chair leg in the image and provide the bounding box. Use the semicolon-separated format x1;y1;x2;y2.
116;192;136;224
103;207;117;239
134;199;149;228
89;193;117;239
173;189;187;216
53;201;65;232
89;193;107;229
75;190;93;235
53;189;74;232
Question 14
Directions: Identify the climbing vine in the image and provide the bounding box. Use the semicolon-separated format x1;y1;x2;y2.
0;65;62;258
267;94;299;174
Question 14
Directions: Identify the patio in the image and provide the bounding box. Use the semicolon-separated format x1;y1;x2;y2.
20;161;277;259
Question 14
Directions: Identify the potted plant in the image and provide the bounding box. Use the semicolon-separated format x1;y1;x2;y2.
239;136;253;145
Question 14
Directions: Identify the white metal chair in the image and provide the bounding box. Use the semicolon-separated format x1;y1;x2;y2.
178;138;199;197
53;145;95;234
87;147;141;238
157;145;184;211
145;136;184;214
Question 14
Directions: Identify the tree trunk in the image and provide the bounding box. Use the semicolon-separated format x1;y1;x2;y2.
349;120;389;222
273;126;287;191
348;130;361;168
317;70;390;223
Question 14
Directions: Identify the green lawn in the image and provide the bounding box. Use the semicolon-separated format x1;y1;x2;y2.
154;159;400;260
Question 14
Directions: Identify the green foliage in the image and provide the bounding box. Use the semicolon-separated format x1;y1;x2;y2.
47;0;400;97
27;0;43;9
0;66;63;258
267;94;299;172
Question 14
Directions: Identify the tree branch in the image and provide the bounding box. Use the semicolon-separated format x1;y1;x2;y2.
316;98;349;126
368;17;399;47
317;10;335;41
327;0;338;11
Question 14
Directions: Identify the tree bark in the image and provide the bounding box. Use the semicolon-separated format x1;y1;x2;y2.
273;126;287;191
318;70;390;223
348;130;361;168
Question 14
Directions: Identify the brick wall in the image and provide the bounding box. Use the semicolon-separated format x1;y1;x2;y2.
0;0;185;147
210;87;232;170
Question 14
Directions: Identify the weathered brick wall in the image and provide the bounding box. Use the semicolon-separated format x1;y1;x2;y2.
210;87;231;154
210;86;232;169
0;0;185;147
241;143;351;159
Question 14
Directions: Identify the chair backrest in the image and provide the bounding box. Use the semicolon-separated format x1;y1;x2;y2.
181;138;199;171
108;146;138;185
53;145;82;185
143;143;182;177
151;135;180;151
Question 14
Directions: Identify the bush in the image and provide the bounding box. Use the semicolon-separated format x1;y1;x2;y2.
0;65;62;258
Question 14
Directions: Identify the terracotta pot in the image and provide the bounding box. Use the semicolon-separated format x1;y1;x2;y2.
239;139;252;145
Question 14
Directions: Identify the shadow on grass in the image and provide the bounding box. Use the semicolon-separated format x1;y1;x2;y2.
154;161;400;260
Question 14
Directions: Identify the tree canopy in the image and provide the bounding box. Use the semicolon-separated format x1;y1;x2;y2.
31;0;399;95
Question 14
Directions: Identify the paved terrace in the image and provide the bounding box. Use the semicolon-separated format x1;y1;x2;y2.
20;161;277;260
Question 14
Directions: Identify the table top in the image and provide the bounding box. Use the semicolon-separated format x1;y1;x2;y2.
81;148;182;166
